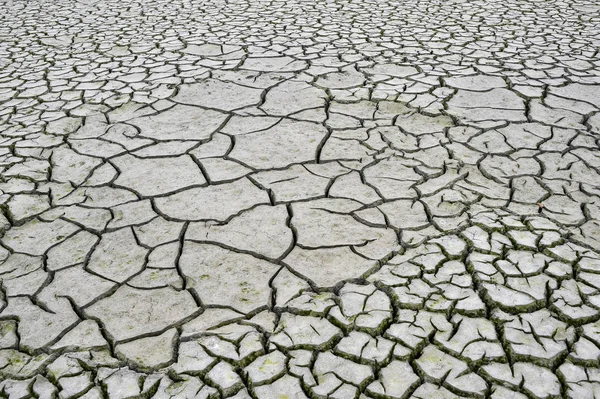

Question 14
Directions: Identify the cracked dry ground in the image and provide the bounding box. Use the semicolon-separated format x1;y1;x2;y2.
1;1;600;399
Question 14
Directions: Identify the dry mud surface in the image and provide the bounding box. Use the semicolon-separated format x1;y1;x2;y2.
1;0;600;397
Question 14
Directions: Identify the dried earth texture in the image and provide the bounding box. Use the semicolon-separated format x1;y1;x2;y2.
1;0;600;397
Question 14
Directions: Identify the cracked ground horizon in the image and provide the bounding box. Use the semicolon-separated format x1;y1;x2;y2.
1;0;600;398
